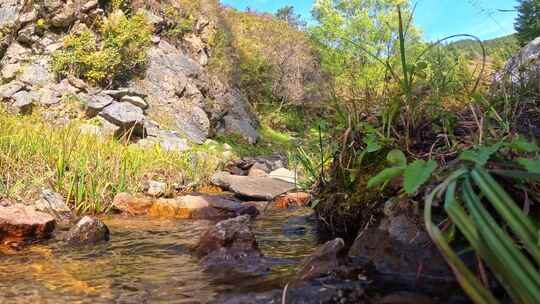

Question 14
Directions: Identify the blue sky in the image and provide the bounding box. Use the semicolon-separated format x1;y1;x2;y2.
220;0;519;41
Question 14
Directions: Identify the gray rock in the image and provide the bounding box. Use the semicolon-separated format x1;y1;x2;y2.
65;216;110;246
51;2;76;28
0;81;24;99
174;105;210;144
1;42;31;64
81;0;98;13
494;36;540;93
158;132;190;152
34;189;73;224
18;9;37;24
0;0;22;29
211;172;296;201
120;95;148;109
99;102;145;133
296;238;345;281
37;87;60;105
222;115;260;144
11;90;36;113
0;63;20;81
19;61;54;87
78;93;113;117
54;78;80;95
147;180;166;197
269;168;298;184
102;88;146;99
67;76;88;90
17;23;38;45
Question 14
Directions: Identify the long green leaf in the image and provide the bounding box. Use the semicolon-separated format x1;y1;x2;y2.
463;179;540;303
367;167;404;189
471;167;540;264
424;183;500;304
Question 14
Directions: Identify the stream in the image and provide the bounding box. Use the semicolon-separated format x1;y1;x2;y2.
0;207;318;303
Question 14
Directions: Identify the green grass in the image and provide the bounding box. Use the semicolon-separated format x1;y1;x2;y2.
0;110;222;214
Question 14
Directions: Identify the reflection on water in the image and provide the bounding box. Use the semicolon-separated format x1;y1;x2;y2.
0;207;317;304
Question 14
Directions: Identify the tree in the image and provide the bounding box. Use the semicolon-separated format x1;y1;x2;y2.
276;5;306;29
515;0;540;46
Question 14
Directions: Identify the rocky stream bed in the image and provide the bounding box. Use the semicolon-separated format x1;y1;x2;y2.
0;157;471;304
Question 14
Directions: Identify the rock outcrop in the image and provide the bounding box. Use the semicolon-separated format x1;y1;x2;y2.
494;36;540;93
0;0;260;147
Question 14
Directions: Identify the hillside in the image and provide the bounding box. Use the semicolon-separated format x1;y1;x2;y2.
448;34;520;62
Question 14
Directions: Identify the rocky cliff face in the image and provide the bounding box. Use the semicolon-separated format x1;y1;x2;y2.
0;0;260;149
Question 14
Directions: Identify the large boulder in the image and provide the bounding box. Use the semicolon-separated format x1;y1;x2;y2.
211;172;296;201
113;193;155;216
196;215;269;276
65;216;110;246
348;213;456;293
78;93;114;118
0;81;24;99
494;36;540;93
0;204;55;244
99;102;145;134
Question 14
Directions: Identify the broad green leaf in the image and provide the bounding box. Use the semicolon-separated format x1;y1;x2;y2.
367;167;404;189
416;61;428;70
363;134;381;153
509;136;540;153
517;158;540;174
403;160;437;194
459;143;503;166
387;149;407;167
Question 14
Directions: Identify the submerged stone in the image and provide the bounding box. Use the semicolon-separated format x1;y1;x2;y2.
65;216;110;246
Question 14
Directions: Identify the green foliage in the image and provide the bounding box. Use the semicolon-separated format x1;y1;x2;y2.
425;156;540;303
368;149;437;194
515;0;540;46
276;5;306;29
0;110;221;214
162;4;196;39
52;10;152;85
449;34;519;62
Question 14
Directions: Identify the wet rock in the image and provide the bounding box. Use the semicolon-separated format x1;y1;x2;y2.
378;292;435;304
65;216;110;246
34;189;73;224
269;168;298;184
348;213;456;294
0;81;24;99
274;192;311;209
296;238;345;281
147;180;166;197
220;278;366;304
99;102;145;134
0;204;55;244
112;193;154;216
196;215;268;276
282;209;316;236
78;93;113;117
149;194;258;220
211;172;295;201
120;95;148;109
225;155;286;175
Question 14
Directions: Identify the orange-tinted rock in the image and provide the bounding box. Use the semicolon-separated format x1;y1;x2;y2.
0;204;55;244
112;193;155;215
148;195;259;220
274;192;311;209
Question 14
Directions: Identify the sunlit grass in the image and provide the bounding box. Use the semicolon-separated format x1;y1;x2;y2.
0;110;222;214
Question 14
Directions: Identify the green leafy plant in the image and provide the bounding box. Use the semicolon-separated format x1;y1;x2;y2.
367;149;437;194
425;140;540;303
52;10;152;85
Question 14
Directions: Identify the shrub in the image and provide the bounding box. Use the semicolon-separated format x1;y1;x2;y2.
52;10;152;85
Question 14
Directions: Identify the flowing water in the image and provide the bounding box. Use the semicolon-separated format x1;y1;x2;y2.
0;207;318;304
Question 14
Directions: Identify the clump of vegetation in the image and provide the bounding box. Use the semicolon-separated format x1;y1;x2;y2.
52;10;152;85
0;110;221;214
